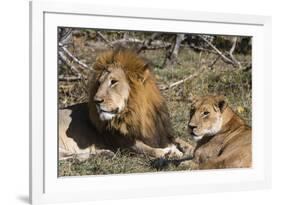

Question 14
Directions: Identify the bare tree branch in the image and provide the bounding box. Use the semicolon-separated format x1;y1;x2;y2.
58;28;73;46
188;44;216;54
198;35;239;67
227;37;241;68
143;44;171;50
96;31;113;48
58;29;94;85
160;51;206;90
123;32;130;40
58;42;89;70
59;75;82;81
137;33;160;53
110;37;172;51
112;38;143;46
170;34;185;63
162;34;185;67
58;51;82;75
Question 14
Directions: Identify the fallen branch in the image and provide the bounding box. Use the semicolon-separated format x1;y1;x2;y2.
112;38;171;51
160;51;206;90
112;38;143;45
137;44;171;52
137;33;160;53
188;44;216;54
160;69;203;90
198;35;238;67
58;42;89;70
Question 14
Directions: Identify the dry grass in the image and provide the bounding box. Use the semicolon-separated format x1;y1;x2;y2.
58;30;252;176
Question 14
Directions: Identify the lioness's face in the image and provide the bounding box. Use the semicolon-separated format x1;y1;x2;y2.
188;96;227;141
94;65;130;121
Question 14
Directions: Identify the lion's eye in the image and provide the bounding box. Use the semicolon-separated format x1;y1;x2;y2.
111;79;118;85
203;111;210;116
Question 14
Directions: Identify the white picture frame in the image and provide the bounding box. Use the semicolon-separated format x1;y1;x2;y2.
29;0;272;204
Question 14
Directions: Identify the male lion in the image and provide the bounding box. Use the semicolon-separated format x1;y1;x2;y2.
59;49;190;160
87;49;186;158
187;95;252;169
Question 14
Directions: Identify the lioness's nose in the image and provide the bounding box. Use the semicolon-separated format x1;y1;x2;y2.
94;97;104;104
188;123;197;129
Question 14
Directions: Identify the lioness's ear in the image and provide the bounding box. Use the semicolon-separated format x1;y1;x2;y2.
142;69;150;84
215;96;228;112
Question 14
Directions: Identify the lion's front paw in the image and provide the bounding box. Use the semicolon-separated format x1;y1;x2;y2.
96;149;115;158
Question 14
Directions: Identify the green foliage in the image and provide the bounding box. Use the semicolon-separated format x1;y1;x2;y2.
185;69;252;124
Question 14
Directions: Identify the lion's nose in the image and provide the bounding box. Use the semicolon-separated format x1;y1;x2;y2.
94;97;104;104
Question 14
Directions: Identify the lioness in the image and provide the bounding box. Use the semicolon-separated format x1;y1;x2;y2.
59;49;190;160
188;95;252;169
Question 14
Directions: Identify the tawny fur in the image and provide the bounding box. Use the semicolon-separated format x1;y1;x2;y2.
58;50;188;160
88;49;183;157
188;96;252;169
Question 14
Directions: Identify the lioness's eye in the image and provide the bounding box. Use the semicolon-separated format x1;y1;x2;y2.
111;79;118;85
203;111;210;116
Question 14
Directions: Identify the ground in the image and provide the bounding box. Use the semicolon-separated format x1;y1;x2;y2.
58;32;252;176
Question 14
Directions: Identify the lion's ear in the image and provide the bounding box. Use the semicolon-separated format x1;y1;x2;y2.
142;69;150;84
215;96;228;112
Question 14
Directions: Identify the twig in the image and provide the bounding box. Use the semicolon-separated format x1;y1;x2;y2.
59;75;82;81
58;51;81;75
208;55;220;69
243;64;252;72
58;43;89;70
96;31;113;48
58;28;73;46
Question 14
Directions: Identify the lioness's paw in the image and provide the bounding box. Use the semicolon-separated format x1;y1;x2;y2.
163;145;183;158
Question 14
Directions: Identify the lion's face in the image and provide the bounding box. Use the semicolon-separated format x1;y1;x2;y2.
93;65;130;121
188;96;227;141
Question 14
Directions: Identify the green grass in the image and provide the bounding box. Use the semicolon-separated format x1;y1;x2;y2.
58;37;252;176
59;149;193;176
